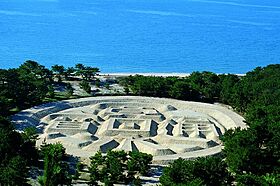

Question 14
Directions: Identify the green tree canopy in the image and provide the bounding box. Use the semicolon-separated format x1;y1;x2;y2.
39;143;72;186
75;63;100;81
89;150;152;185
0;118;37;185
160;156;232;186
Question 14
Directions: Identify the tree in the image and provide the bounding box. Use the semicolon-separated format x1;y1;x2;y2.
236;173;280;186
95;79;101;88
160;158;196;185
19;60;53;80
89;150;153;185
0;96;11;116
160;156;232;186
75;64;100;81
89;150;124;186
0;116;12;128
0;118;35;186
73;162;84;180
79;80;91;94
51;65;65;82
20;127;39;165
65;67;76;80
39;143;72;186
104;150;127;185
188;71;221;102
168;80;200;101
127;76;170;97
65;83;74;98
17;67;49;107
222;124;280;176
47;85;55;98
0;156;28;185
75;63;85;71
222;128;261;174
82;66;100;81
127;151;153;176
8;61;52;108
219;74;240;104
89;151;104;185
0;126;22;166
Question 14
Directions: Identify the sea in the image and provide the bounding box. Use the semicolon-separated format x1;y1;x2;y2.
0;0;280;73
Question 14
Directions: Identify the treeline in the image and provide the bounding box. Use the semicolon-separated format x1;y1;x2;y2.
0;60;100;116
120;65;280;113
119;72;233;103
51;63;99;82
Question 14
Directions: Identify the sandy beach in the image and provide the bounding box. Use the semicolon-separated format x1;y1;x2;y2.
100;73;245;77
100;73;191;77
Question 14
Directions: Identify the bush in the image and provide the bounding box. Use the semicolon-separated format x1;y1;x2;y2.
127;151;153;175
79;80;91;94
160;157;232;186
89;150;152;185
65;83;74;97
39;143;72;186
0;118;36;185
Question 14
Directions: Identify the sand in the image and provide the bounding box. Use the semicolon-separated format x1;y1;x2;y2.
99;73;245;77
12;96;246;165
100;73;191;77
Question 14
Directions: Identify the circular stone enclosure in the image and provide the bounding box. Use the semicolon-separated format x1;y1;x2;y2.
12;96;246;164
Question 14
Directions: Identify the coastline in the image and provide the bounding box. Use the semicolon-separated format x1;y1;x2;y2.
100;72;190;77
99;72;245;77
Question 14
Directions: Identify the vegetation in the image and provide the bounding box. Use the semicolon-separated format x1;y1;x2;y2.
220;65;280;185
0;61;101;116
159;64;280;185
51;64;65;82
79;80;91;94
0;118;38;185
119;72;237;103
75;63;100;81
160;156;232;186
0;61;51;113
39;143;72;186
51;64;98;81
0;60;279;185
65;83;74;98
0;60;99;185
89;150;152;185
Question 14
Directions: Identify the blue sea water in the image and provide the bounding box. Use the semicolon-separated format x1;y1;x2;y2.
0;0;280;73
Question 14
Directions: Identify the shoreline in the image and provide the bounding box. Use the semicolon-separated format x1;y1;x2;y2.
99;72;245;77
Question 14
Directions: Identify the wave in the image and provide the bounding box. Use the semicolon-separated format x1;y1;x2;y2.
0;10;76;17
0;10;41;16
77;11;98;15
228;20;272;26
126;9;224;19
126;9;195;17
188;0;280;9
28;0;59;2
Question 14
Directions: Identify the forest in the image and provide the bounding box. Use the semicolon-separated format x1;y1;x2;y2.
0;61;279;185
